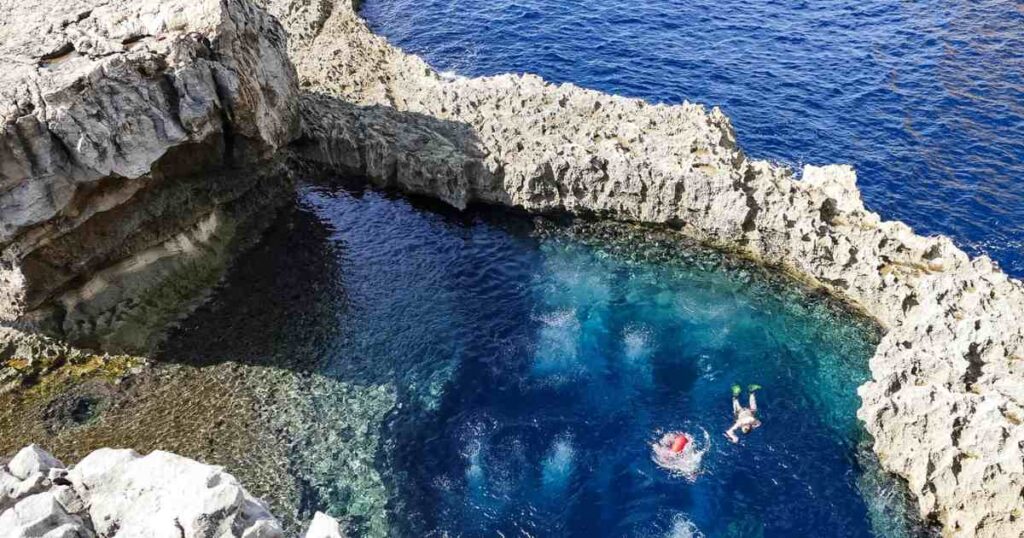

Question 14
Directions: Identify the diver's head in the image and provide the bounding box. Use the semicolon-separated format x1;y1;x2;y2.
741;424;752;434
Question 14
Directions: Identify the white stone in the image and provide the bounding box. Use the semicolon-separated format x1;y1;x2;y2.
0;491;93;538
7;445;64;481
305;512;346;538
67;448;283;538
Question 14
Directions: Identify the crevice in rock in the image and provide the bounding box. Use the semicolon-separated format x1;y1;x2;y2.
901;294;919;314
964;342;984;391
39;42;76;65
738;167;760;233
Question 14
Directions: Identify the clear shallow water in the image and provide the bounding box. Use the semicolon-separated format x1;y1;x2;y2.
171;184;922;537
360;0;1024;277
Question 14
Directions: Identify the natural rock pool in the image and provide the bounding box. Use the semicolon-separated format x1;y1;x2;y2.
0;181;935;536
159;183;926;537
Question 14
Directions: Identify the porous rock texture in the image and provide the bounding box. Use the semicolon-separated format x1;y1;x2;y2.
0;0;300;351
271;1;1024;535
0;444;346;537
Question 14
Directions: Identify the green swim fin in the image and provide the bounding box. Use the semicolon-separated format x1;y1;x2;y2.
748;384;762;392
732;384;742;397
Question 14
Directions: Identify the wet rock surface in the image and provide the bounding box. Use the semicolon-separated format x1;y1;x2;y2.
271;0;1024;535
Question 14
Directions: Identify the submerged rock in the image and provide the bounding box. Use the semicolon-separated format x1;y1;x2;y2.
272;0;1024;535
305;512;348;538
0;0;300;352
0;445;347;538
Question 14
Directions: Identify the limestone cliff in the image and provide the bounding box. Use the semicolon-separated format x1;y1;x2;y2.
0;0;300;351
273;1;1024;535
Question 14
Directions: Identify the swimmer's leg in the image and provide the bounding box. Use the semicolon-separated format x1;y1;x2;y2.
732;395;742;415
749;392;757;412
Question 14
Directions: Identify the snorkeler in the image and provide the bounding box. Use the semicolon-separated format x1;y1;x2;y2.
725;384;762;443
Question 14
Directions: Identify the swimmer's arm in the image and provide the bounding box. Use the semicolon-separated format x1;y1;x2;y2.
725;422;740;443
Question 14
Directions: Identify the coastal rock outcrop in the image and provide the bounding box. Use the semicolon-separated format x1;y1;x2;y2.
2;0;1020;534
0;0;300;351
0;444;346;538
275;1;1024;535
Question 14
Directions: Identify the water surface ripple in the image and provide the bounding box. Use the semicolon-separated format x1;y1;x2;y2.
361;0;1024;276
290;187;922;537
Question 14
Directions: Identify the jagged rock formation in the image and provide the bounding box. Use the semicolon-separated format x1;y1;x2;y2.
270;1;1024;536
0;0;300;351
0;444;346;537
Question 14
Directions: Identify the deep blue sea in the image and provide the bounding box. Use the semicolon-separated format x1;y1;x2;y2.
361;0;1024;277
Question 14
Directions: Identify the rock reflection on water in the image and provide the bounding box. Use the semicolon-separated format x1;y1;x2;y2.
0;201;398;534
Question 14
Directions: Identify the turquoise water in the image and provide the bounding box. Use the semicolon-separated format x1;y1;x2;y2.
360;0;1024;277
165;183;926;536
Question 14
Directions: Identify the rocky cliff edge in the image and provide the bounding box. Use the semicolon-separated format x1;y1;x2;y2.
0;0;300;351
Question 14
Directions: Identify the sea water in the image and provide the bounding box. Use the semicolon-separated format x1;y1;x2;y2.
173;184;923;537
360;0;1024;277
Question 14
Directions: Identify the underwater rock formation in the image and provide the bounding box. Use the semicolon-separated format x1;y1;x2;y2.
0;0;300;351
275;1;1024;535
0;444;346;537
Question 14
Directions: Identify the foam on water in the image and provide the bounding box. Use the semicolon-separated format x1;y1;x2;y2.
541;434;576;493
664;514;704;538
532;309;584;384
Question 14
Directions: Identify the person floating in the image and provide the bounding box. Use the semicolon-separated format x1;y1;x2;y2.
725;384;762;443
652;429;710;481
671;434;689;453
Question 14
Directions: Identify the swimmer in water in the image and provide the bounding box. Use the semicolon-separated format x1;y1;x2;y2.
652;429;710;481
725;384;762;443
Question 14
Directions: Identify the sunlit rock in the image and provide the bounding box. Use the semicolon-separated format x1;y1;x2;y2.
1;445;285;538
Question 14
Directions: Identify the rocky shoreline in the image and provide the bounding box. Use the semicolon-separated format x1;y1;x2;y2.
2;0;1022;536
279;2;1024;535
1;0;299;352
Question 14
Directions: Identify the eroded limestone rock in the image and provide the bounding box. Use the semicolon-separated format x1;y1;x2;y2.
0;0;300;351
305;512;347;538
69;448;283;537
1;445;347;538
